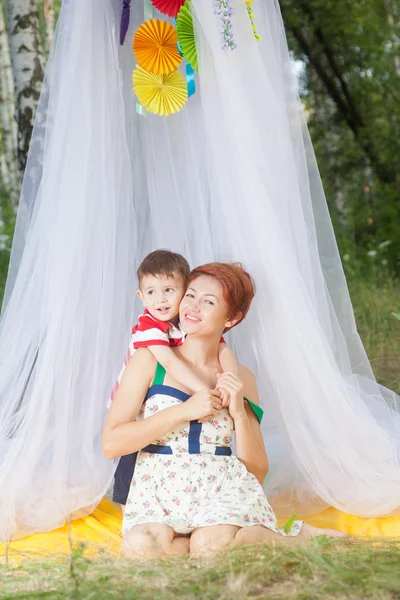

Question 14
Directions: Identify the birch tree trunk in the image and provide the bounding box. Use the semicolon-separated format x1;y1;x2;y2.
0;2;19;207
5;0;44;178
0;129;11;195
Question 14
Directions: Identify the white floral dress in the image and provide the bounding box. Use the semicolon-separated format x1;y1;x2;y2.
122;364;302;537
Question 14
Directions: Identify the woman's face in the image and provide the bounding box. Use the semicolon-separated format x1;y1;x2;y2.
180;275;237;337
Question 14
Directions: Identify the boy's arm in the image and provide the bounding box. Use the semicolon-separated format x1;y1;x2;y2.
198;344;239;422
218;343;239;375
102;349;189;459
149;345;207;393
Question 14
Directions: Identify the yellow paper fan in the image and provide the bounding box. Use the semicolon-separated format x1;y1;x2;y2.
133;66;188;116
133;19;182;75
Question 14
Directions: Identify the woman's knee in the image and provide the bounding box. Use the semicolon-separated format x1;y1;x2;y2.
234;525;277;547
121;523;175;558
190;525;239;556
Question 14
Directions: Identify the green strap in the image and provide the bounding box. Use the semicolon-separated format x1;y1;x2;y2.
152;363;264;424
244;397;264;424
153;362;166;386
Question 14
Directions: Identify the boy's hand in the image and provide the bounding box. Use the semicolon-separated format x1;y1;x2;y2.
198;374;231;423
216;373;231;408
215;372;245;421
181;389;223;423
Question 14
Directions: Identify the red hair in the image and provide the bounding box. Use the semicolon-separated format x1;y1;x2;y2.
187;263;255;329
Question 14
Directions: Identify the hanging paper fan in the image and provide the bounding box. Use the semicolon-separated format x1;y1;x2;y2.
133;19;182;75
132;66;188;116
176;1;198;72
150;0;185;18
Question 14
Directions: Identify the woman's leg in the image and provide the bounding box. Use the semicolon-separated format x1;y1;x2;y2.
121;523;190;559
299;523;348;539
189;525;240;557
190;524;308;557
189;522;348;558
234;523;347;548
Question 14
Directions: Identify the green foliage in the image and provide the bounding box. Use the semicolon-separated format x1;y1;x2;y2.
281;0;400;274
347;271;400;394
68;542;90;595
0;191;15;303
36;0;63;48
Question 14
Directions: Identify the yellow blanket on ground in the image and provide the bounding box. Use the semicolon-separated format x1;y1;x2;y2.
1;498;400;564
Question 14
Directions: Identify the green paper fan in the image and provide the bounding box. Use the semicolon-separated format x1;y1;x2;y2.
176;1;198;72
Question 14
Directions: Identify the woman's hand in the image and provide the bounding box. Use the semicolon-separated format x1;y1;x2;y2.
181;389;223;423
216;372;246;420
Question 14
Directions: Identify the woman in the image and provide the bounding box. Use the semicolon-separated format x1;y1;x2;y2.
102;263;345;558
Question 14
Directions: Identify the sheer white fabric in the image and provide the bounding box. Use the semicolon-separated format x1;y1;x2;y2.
0;0;399;540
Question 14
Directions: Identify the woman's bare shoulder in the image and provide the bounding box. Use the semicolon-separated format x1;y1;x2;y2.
238;364;259;404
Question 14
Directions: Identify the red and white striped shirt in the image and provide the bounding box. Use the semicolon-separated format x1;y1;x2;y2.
107;310;184;406
131;310;185;349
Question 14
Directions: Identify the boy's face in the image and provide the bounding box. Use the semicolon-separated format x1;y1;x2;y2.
137;272;186;322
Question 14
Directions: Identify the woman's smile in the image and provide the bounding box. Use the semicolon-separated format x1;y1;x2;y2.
183;312;202;324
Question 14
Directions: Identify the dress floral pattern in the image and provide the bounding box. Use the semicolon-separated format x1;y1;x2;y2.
123;386;302;537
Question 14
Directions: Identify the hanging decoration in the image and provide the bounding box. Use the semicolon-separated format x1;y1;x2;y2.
176;1;198;72
133;19;182;75
136;0;155;115
132;65;188;116
120;0;154;46
120;0;132;46
245;0;260;41
214;0;237;50
150;0;186;18
130;0;256;115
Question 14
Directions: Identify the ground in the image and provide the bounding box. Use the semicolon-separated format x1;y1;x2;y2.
0;275;399;599
1;538;400;599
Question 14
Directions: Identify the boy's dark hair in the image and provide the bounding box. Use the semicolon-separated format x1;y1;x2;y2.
137;250;190;286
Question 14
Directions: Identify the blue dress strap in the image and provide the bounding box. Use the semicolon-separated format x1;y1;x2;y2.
152;363;263;423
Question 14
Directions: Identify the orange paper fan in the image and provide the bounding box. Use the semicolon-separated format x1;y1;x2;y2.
133;66;188;116
133;19;182;75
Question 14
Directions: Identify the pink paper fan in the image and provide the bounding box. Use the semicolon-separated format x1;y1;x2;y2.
150;0;185;18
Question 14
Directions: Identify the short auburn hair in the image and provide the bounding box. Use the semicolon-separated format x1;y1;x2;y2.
137;250;190;286
187;263;255;328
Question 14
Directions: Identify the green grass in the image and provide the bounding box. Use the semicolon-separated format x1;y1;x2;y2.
1;539;400;599
348;275;400;394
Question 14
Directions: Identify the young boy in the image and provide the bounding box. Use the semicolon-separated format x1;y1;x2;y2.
111;249;238;505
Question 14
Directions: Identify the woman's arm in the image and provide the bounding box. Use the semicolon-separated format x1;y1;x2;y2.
236;366;269;484
102;348;188;459
218;366;269;485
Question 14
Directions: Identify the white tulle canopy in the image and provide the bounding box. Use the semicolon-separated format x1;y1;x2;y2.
0;0;399;541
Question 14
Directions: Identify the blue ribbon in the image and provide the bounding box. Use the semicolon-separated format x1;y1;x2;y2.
185;62;196;98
